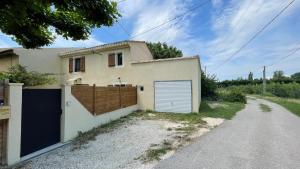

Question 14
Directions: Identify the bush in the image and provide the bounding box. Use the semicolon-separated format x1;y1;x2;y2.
219;82;300;99
201;72;218;100
0;65;56;87
217;90;247;103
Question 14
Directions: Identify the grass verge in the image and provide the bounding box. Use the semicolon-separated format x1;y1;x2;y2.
259;103;272;112
199;101;245;120
259;96;300;117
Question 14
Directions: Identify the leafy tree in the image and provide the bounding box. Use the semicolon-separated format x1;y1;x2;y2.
146;42;183;59
0;0;120;48
201;71;217;99
248;72;253;81
273;70;285;80
291;72;300;81
0;65;56;86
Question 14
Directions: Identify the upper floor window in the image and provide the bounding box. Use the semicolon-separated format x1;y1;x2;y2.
69;57;85;73
117;53;123;66
74;58;81;72
108;52;123;67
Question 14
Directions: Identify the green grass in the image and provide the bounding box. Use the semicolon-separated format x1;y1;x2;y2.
131;110;205;125
138;140;173;162
199;101;245;120
260;96;300;117
259;103;272;112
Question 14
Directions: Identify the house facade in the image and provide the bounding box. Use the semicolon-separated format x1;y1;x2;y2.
0;41;201;166
0;41;201;113
60;41;201;113
0;48;80;88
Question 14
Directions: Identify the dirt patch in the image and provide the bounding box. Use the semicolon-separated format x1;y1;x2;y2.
202;117;224;128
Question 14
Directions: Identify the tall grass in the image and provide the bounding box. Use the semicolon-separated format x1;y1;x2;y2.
220;83;300;99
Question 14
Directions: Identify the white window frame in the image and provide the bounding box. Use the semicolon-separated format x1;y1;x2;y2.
115;52;124;68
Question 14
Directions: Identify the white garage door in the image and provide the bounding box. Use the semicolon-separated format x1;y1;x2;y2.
155;81;192;113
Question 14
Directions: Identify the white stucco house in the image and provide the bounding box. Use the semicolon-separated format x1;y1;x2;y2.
0;40;201;113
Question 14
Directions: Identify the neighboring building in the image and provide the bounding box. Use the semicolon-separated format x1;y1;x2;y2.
60;41;201;113
0;48;80;88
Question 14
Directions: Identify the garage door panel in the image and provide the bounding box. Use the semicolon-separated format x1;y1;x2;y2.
155;81;192;113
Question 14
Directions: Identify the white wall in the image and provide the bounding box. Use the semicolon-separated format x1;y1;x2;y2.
6;83;23;165
61;85;138;142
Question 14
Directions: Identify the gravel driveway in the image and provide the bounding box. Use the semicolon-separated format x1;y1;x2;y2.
13;119;180;169
155;98;300;169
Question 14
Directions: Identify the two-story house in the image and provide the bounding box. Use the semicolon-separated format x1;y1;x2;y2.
60;40;201;113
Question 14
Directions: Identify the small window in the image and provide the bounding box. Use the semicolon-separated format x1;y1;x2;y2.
117;53;123;66
74;58;81;72
140;86;144;91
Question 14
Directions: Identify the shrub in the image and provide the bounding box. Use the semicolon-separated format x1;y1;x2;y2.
0;65;56;87
219;82;300;99
201;72;218;100
217;90;247;103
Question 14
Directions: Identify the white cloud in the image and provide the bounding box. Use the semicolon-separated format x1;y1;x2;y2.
201;0;300;80
118;0;204;56
0;31;103;48
50;34;104;48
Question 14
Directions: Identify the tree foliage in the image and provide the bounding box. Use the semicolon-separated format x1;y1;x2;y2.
146;42;183;59
0;0;120;48
273;70;285;80
0;65;56;86
291;72;300;81
201;71;218;99
248;72;253;81
218;70;300;87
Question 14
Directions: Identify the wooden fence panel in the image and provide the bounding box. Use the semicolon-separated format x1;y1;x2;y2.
95;87;120;115
121;87;137;108
71;85;94;113
71;85;137;116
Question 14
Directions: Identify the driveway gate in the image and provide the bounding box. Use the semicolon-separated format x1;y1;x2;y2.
21;89;61;157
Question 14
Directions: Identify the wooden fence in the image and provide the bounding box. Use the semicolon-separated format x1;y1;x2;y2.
71;85;137;115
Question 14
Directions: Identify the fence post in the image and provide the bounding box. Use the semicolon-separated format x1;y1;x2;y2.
119;86;122;108
92;84;96;115
6;83;23;165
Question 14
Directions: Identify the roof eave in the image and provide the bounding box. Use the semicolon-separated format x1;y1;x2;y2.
59;41;136;57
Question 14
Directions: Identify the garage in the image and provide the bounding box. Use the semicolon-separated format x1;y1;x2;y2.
154;81;192;113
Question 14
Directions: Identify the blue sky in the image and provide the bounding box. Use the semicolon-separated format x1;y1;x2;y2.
0;0;300;80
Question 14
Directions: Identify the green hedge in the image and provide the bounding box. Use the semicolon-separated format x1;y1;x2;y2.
220;83;300;99
217;90;247;103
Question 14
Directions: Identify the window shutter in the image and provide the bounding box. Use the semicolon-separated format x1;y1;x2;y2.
108;53;115;67
69;58;73;73
80;57;85;72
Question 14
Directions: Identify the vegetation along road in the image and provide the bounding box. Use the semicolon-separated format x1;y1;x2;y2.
155;98;300;169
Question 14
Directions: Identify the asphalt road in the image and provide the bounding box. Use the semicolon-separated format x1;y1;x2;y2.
155;98;300;169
